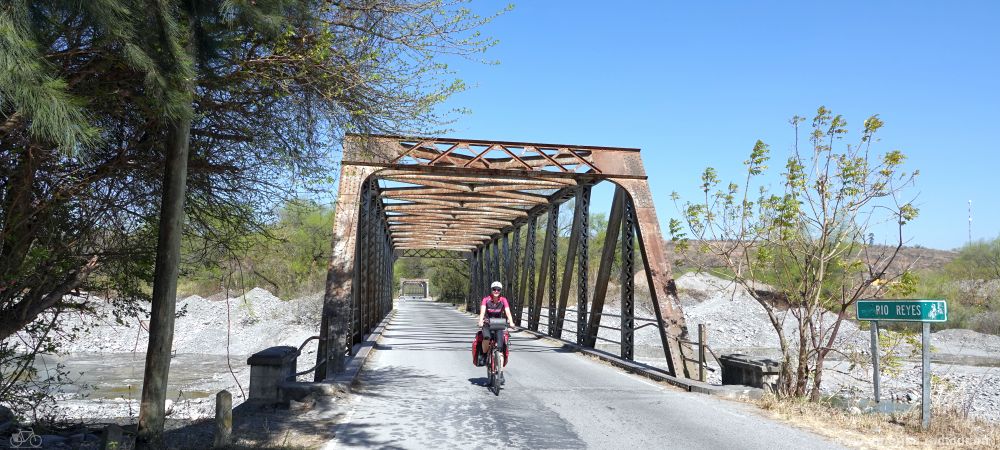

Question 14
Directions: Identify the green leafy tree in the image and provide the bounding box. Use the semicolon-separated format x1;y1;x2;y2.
1;0;505;439
676;107;919;400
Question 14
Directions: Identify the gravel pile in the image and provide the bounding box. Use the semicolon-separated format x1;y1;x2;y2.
675;272;869;353
49;288;321;356
3;289;323;422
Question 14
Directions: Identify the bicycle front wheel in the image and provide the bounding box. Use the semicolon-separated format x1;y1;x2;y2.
491;349;501;393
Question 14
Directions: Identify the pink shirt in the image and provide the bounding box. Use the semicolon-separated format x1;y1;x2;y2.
481;296;509;319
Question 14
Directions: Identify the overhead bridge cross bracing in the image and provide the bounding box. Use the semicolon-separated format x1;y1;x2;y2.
315;135;697;381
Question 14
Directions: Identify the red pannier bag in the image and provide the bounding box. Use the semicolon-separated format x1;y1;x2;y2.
472;330;484;366
471;329;510;367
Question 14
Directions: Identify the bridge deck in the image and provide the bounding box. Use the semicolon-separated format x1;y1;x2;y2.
327;301;842;449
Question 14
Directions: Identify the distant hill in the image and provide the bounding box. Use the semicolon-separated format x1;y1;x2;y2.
664;240;956;273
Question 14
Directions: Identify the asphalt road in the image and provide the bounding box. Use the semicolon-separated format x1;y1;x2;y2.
325;300;843;449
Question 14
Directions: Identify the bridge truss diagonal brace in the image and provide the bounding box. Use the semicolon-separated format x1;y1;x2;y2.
316;165;379;381
612;177;698;379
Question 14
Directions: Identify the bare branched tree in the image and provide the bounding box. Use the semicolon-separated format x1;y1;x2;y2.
675;106;920;399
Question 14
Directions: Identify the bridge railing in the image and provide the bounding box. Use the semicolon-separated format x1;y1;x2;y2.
533;308;721;382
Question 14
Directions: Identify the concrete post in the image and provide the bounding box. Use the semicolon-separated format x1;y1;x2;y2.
213;390;232;448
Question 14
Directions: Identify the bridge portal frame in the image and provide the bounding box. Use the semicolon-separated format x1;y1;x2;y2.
398;278;430;299
315;135;696;381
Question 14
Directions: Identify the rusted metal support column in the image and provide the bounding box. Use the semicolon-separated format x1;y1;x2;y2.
546;206;560;336
586;186;625;348
576;185;591;345
482;241;491;289
477;247;485;302
384;233;390;316
352;182;371;350
620;194;636;361
386;249;394;315
477;248;485;306
617;181;694;378
531;206;558;331
480;245;487;298
518;216;538;327
555;188;586;339
375;192;384;324
501;233;511;294
317;164;378;381
360;180;378;338
468;251;477;312
377;235;384;318
348;184;364;350
491;238;501;287
508;228;521;318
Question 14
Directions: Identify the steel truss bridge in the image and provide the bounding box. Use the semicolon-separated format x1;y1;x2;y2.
314;135;697;380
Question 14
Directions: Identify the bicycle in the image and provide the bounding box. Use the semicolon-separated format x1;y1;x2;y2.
9;428;42;448
485;319;508;395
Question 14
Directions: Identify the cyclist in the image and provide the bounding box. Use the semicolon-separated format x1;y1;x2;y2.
477;281;514;379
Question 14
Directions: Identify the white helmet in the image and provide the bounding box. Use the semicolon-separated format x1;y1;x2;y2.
490;281;502;290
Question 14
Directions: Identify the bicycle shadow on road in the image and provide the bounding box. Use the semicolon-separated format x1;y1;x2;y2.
467;377;491;387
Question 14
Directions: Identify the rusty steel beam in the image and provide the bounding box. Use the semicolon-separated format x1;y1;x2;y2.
621;194;636;361
530;205;557;331
392;234;493;241
554;187;587;339
379;171;580;185
384;198;463;209
390;226;499;235
359;161;647;180
614;179;696;378
471;183;567;192
508;227;521;325
576;185;591;345
395;249;471;259
545;205;560;336
396;244;478;250
491;238;501;288
501;233;512;300
585;186;625;348
518;215;538;326
468;251;478;312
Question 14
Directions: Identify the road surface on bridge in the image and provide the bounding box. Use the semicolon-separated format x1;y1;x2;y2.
325;300;842;449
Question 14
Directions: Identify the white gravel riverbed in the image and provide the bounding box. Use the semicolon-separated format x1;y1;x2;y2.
6;289;322;422
529;272;1000;423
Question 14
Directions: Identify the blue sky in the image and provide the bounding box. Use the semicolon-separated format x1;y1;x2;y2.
429;1;999;251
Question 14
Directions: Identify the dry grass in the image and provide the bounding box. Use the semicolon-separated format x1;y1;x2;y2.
161;396;346;450
754;394;1000;449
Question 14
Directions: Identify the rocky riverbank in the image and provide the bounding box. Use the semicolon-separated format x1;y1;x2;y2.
5;288;322;427
572;272;1000;424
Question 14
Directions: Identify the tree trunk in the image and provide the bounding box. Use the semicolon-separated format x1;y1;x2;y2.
136;117;191;448
0;145;39;287
810;350;828;402
795;319;810;397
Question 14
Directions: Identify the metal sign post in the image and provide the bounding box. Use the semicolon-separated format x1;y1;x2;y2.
870;320;880;403
922;322;931;430
856;299;947;430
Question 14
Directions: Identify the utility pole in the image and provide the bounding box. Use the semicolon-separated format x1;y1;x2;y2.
968;200;973;245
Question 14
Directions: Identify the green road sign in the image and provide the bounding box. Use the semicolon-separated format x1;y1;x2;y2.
856;299;948;322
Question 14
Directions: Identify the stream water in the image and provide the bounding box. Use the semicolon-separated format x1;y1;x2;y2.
33;353;249;400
